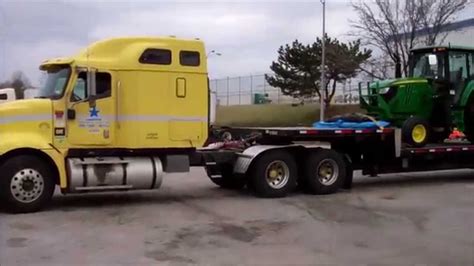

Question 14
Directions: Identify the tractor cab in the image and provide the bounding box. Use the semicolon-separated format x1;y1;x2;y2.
360;46;474;147
410;47;472;104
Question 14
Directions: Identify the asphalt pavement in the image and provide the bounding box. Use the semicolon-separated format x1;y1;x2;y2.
1;168;473;265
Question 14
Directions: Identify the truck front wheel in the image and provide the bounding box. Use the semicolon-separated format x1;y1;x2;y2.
248;150;297;198
0;155;55;213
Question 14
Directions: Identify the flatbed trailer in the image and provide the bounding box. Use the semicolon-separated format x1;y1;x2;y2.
197;126;474;197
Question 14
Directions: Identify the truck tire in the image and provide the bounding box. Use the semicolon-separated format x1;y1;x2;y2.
402;116;430;147
301;149;346;195
208;164;246;190
0;155;55;213
248;150;297;198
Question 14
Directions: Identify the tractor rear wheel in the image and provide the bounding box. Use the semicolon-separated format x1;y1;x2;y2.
464;95;474;143
402;117;430;147
431;127;451;144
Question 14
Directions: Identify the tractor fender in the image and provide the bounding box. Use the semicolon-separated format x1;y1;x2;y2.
459;80;474;107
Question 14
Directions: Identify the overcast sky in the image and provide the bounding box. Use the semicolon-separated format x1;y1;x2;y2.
0;0;472;86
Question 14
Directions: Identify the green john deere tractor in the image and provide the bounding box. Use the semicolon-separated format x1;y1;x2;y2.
360;46;474;147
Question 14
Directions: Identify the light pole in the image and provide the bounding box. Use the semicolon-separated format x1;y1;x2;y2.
207;50;222;58
0;6;5;81
319;0;326;121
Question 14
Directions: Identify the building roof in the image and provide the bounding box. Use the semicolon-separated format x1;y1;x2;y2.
390;18;474;41
416;18;474;36
411;44;474;52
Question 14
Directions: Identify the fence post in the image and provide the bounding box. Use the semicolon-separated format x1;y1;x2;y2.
226;76;230;106
250;75;253;104
238;76;241;105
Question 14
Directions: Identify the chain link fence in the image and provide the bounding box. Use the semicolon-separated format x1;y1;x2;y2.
210;74;361;106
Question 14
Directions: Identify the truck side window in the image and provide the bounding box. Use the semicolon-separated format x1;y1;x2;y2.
71;72;87;102
180;51;200;66
71;72;112;102
96;72;112;98
139;49;172;65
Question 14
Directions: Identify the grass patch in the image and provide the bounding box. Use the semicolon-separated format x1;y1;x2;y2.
216;103;363;127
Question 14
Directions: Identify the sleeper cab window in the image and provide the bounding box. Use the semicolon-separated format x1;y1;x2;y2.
180;51;200;66
139;49;172;65
71;72;112;102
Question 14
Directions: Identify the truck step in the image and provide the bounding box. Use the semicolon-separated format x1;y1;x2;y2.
75;185;133;191
72;158;130;165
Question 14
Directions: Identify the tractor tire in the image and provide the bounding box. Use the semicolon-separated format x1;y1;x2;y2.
464;95;474;143
0;155;56;213
431;128;450;144
402;117;430;147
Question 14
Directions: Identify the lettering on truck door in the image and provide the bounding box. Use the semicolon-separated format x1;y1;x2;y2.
67;71;115;145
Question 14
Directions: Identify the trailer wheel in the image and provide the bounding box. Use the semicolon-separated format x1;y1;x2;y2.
208;164;246;190
249;150;297;198
301;149;346;195
0;155;55;213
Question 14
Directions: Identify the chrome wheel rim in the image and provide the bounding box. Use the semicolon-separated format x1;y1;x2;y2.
317;159;339;186
265;160;290;189
10;169;44;203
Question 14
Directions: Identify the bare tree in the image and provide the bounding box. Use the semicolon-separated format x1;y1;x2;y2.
360;56;396;80
0;71;31;99
351;0;469;78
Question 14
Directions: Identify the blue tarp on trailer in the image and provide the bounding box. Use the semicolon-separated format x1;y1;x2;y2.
313;120;390;129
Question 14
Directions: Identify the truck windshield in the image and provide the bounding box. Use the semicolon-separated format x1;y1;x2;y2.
37;66;71;99
411;52;446;80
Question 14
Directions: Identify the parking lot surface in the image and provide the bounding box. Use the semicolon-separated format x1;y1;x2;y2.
1;168;474;265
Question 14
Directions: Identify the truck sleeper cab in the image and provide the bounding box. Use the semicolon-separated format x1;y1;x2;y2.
0;37;209;213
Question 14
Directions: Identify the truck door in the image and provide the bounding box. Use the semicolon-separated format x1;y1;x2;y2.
67;71;115;146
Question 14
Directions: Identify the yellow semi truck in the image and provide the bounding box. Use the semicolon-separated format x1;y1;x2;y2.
3;36;473;214
0;37;210;212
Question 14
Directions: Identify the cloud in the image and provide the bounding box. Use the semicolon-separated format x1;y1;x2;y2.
2;0;470;86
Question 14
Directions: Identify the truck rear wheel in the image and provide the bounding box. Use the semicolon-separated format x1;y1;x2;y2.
0;155;55;213
301;149;346;195
248;150;297;198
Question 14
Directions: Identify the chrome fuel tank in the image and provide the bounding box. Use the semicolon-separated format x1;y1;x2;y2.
66;157;163;193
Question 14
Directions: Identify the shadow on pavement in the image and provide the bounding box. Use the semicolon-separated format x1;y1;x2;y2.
27;169;474;212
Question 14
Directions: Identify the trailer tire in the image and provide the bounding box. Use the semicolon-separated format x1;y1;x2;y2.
0;155;55;213
301;149;346;195
249;150;297;198
208;164;246;190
